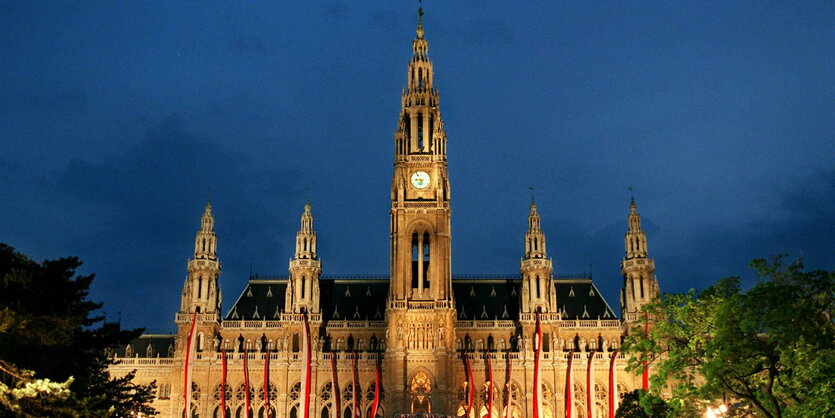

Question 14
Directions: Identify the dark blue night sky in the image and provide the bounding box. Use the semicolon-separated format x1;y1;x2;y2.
2;1;833;331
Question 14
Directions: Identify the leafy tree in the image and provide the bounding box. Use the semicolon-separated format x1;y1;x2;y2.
623;257;835;418
615;389;671;418
0;243;157;416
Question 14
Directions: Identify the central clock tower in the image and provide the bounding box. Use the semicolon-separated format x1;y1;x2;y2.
385;10;457;415
389;11;452;304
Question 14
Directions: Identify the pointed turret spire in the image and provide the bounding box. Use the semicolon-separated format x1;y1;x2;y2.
520;199;555;314
194;201;217;261
286;201;322;314
181;201;222;314
624;199;648;260
620;198;659;316
524;199;547;259
294;200;317;260
394;4;447;158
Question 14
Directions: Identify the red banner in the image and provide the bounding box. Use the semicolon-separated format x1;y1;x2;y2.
642;312;649;391
221;346;227;418
331;355;340;418
244;345;251;418
487;354;494;418
301;314;312;418
608;350;619;418
504;355;513;418
183;310;197;418
264;349;271;418
533;314;543;418
586;353;594;418
352;355;359;418
465;354;475;418
370;356;381;418
565;347;575;418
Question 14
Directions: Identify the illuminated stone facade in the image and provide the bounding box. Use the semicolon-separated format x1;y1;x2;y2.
109;11;661;418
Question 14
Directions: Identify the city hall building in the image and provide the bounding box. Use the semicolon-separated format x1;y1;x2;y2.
109;10;660;418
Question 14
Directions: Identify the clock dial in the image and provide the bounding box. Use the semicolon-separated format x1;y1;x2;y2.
410;171;431;189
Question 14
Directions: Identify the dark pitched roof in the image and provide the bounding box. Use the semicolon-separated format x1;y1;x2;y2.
115;334;176;358
225;280;287;320
224;275;617;322
554;279;617;319
452;279;521;320
320;279;388;321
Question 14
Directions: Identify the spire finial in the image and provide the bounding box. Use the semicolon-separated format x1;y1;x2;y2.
628;186;635;205
529;186;536;206
416;0;425;37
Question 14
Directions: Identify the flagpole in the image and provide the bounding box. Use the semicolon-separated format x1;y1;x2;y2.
221;346;228;418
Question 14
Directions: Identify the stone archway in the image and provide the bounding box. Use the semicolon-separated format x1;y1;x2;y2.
409;370;433;413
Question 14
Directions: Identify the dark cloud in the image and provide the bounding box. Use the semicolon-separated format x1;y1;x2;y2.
658;170;835;292
34;115;302;329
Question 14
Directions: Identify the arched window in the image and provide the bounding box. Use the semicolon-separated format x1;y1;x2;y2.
409;371;432;413
197;333;204;352
347;335;355;352
293;333;300;353
370;335;378;351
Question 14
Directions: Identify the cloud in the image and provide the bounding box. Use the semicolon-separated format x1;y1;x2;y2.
658;169;835;292
49;114;302;329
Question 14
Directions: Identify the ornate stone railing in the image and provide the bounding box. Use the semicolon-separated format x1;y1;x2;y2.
326;320;386;329
559;319;621;328
113;358;175;366
175;312;219;323
455;320;515;329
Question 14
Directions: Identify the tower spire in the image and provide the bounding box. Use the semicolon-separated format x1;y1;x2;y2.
181;202;222;314
286;201;322;314
620;199;659;316
520;200;555;314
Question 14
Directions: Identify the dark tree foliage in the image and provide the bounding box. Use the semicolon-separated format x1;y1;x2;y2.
623;257;835;418
615;389;671;418
0;243;157;416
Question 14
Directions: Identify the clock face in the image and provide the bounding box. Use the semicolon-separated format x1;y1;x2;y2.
410;171;431;189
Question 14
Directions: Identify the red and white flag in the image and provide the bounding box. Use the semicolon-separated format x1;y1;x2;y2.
586;353;594;418
642;312;649;391
221;345;228;418
370;356;382;418
301;314;312;418
352;355;359;418
264;349;271;418
532;314;543;418
330;354;340;418
465;354;475;418
504;355;513;418
565;347;575;418
183;310;198;417
244;345;251;418
608;350;619;418
486;354;494;418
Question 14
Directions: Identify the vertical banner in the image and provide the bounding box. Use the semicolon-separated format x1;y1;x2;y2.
352;355;359;418
565;347;575;418
183;310;198;418
608;350;619;418
642;312;649;391
264;349;271;418
487;354;494;418
504;355;513;418
532;314;543;418
221;346;228;418
330;354;341;418
370;355;382;418
465;354;475;418
301;314;312;418
586;353;594;418
244;345;251;418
